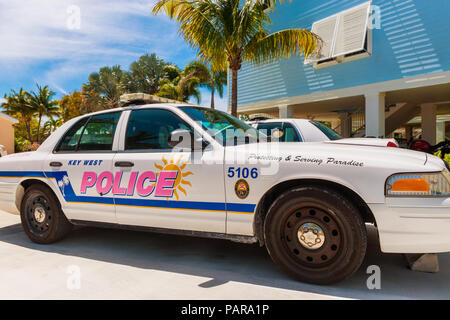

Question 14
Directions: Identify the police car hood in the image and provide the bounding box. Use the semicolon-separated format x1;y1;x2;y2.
324;138;398;147
229;141;441;172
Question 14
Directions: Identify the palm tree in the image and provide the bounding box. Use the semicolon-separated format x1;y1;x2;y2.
178;61;210;101
28;85;60;143
156;81;181;101
203;68;227;109
162;64;182;83
2;89;34;142
85;65;125;108
121;53;170;94
181;61;227;109
157;77;203;104
156;61;208;103
152;0;321;116
43;117;63;136
208;70;227;109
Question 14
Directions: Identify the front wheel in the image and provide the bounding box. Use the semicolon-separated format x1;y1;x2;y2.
264;186;367;285
20;185;72;244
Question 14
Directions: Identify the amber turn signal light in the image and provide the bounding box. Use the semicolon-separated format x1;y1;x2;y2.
391;178;430;192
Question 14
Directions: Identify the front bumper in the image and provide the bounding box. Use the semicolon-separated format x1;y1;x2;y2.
370;197;450;253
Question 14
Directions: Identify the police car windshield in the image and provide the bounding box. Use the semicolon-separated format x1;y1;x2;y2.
310;120;342;141
181;107;260;146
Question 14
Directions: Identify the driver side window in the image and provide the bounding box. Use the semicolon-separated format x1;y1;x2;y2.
125;109;193;151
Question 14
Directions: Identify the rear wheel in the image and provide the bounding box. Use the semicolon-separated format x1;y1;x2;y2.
20;185;72;244
264;186;367;285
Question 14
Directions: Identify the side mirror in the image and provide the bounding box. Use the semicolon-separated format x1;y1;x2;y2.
169;129;209;151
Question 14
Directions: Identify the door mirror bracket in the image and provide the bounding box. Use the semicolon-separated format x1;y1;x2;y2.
169;129;209;151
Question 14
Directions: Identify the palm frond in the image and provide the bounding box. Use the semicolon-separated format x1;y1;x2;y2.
152;0;321;116
153;0;229;71
156;83;180;101
244;28;322;64
190;87;201;104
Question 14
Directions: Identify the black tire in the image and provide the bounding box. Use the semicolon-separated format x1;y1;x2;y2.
20;184;72;244
264;186;367;285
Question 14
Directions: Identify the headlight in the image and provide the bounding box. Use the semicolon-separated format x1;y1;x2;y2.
386;171;450;197
444;168;450;183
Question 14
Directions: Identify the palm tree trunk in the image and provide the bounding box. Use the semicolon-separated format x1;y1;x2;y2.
231;68;238;117
36;114;42;143
210;87;215;109
24;117;32;143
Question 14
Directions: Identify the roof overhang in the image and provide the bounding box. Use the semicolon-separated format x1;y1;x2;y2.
0;112;19;124
237;70;450;115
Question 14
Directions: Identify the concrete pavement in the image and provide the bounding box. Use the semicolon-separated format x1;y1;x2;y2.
0;210;449;299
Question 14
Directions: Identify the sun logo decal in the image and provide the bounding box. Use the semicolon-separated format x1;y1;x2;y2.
154;155;193;200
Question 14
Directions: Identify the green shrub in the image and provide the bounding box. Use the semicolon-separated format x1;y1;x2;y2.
434;151;450;166
14;137;30;153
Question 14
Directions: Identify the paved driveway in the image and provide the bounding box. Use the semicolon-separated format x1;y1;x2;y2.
0;211;448;299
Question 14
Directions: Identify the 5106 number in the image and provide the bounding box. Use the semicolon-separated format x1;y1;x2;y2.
227;167;258;179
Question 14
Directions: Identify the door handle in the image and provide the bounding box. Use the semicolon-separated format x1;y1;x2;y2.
115;161;134;167
49;162;62;167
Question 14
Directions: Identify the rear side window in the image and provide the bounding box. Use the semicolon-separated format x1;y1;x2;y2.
310;120;342;141
283;123;301;142
125;109;193;150
78;113;121;151
256;122;300;142
56;112;121;152
56;118;89;152
256;122;283;139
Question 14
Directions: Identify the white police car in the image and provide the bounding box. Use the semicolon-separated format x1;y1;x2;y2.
0;104;449;284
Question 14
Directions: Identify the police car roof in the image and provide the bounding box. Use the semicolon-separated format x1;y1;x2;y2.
79;103;196;117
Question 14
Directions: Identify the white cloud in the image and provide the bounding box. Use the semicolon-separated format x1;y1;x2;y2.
4;2;83;60
0;0;162;60
0;0;193;94
0;98;6;104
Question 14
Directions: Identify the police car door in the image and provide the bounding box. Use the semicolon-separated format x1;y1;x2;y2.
112;108;226;233
44;111;122;223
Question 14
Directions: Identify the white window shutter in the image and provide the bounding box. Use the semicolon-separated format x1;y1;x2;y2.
332;2;371;57
304;15;338;64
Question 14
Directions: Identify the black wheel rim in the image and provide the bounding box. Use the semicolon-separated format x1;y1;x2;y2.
25;194;52;235
281;204;345;269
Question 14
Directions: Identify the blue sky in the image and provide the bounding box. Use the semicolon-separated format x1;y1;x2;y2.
0;0;227;111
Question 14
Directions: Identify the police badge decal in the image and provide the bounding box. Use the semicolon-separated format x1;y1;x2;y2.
234;179;250;199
